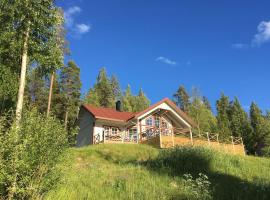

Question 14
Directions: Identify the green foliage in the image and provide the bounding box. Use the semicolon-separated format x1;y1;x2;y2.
85;68;150;112
0;0;66;115
45;144;270;200
250;102;270;155
111;75;122;101
0;109;68;199
60;60;82;143
216;94;232;139
85;68;115;108
26;67;49;113
188;89;217;134
183;173;212;200
173;85;190;112
122;86;150;112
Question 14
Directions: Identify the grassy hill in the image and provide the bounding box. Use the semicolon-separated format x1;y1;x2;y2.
45;144;270;200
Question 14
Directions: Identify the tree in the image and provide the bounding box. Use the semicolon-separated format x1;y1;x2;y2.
202;96;212;111
188;89;217;135
227;98;253;153
84;68;114;108
84;88;100;107
249;102;270;155
111;75;122;102
0;1;65;124
133;88;151;112
0;2;65;197
122;85;133;112
25;68;48;113
173;85;190;112
216;94;231;140
60;61;82;132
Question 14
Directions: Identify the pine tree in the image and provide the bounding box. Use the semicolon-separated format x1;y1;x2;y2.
216;93;231;140
173;85;190;112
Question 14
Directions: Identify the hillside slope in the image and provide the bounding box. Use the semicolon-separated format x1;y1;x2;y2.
45;144;270;200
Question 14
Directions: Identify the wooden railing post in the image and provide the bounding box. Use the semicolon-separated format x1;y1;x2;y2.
189;128;193;145
240;137;245;156
231;136;235;154
206;132;210;146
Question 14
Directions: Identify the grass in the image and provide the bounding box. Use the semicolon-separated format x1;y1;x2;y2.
45;144;270;200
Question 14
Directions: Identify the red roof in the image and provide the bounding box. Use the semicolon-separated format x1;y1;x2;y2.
82;98;196;127
82;105;135;122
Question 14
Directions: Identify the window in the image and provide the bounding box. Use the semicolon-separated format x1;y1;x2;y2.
155;116;160;128
104;126;110;135
129;128;137;135
146;117;153;126
111;127;118;135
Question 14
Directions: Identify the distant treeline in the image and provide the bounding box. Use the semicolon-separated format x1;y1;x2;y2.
172;85;270;156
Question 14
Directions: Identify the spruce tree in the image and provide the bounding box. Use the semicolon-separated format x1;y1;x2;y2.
202;96;212;111
122;85;133;112
173;85;190;112
111;75;122;101
84;68;114;108
96;68;114;108
216;93;231;140
249;102;270;155
133;88;151;112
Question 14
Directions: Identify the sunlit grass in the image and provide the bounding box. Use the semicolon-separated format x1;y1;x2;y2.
45;144;270;200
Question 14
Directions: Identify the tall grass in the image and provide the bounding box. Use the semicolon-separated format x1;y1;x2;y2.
45;144;270;200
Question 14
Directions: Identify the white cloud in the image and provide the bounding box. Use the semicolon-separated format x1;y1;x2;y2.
252;20;270;46
231;43;248;49
156;57;177;65
64;6;81;27
64;6;90;37
76;23;91;34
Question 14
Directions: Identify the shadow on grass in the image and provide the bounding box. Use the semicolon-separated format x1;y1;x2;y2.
96;146;270;200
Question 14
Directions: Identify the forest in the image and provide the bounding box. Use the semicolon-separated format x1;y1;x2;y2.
0;0;270;199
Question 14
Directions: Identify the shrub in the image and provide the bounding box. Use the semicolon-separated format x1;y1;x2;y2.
0;109;68;199
182;173;212;200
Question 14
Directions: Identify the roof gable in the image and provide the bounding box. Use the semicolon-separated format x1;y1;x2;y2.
135;98;196;127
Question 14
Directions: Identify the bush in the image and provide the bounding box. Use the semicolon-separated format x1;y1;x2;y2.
182;173;212;200
0;109;68;199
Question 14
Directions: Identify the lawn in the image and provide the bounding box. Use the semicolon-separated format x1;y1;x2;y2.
45;144;270;200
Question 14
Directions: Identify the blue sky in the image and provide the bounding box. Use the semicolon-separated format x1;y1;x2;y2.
59;0;270;112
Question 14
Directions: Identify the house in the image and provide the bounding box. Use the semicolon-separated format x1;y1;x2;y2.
76;98;196;148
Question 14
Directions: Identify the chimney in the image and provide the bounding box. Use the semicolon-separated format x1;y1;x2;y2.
116;100;122;111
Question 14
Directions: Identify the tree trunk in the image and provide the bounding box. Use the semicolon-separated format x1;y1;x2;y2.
15;25;30;125
10;22;30;200
47;72;55;117
64;110;68;129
